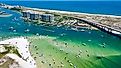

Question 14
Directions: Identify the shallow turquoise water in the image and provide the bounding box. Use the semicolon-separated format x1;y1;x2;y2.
0;8;121;68
0;7;121;51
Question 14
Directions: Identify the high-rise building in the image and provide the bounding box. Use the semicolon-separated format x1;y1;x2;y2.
30;13;39;20
22;11;54;22
22;11;30;18
41;14;54;22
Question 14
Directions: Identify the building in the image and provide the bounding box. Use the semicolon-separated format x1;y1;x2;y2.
30;13;39;20
22;10;54;22
22;11;30;19
22;11;40;20
41;14;54;22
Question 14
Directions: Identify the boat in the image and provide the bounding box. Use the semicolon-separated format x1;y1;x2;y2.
80;29;85;32
112;31;121;35
24;29;30;33
60;33;66;36
9;26;14;30
12;17;19;21
71;27;78;31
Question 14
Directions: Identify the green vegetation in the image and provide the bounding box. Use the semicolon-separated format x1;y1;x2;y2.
0;45;21;59
0;45;21;68
10;7;23;12
54;15;66;23
54;13;75;23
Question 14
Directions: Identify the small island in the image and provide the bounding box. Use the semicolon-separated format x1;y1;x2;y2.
0;2;121;68
0;11;12;17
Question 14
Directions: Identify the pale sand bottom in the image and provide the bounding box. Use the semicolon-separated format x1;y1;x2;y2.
28;36;121;68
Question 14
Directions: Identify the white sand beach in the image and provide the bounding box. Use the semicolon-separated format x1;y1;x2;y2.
25;7;121;18
0;37;36;68
0;14;12;17
2;4;121;18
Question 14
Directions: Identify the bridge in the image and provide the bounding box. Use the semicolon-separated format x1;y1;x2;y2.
72;16;121;38
21;8;121;38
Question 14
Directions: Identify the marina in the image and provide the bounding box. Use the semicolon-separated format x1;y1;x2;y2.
14;5;121;38
0;1;121;68
1;3;121;37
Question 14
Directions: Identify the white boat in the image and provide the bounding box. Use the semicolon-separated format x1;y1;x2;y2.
12;17;19;21
112;31;121;35
80;29;85;32
71;28;78;31
24;29;30;33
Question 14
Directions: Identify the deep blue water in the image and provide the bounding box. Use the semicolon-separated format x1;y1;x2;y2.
0;1;121;16
0;2;121;68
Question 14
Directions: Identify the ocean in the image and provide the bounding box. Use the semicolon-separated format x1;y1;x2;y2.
0;1;121;68
0;1;121;16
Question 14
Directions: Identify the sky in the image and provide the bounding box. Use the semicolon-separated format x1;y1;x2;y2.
0;0;121;1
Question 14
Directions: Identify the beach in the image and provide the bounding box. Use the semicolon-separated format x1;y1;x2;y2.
1;3;121;31
22;6;121;31
0;35;121;68
27;7;121;18
0;37;36;68
0;14;12;17
0;1;121;68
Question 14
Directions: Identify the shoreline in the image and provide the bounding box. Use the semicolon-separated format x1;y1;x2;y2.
0;37;36;68
25;7;121;18
1;3;121;18
1;4;121;35
0;14;12;17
